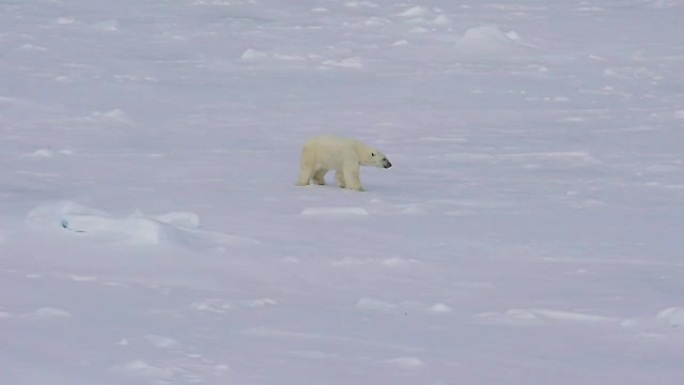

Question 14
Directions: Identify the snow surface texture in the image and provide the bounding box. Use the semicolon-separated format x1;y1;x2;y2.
2;1;684;384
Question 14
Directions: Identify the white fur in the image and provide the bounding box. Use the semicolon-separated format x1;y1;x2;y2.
296;135;392;191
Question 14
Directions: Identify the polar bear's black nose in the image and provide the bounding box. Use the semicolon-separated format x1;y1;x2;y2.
384;161;392;169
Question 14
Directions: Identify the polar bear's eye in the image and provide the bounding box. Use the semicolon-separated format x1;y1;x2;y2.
371;153;375;157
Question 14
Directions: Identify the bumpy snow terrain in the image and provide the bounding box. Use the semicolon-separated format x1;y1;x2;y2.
2;1;684;384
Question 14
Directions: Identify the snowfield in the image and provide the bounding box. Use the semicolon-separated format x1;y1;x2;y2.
2;0;684;384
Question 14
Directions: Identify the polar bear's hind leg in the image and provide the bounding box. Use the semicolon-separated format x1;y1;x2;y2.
312;169;328;185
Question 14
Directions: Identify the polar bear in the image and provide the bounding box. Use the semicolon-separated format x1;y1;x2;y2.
296;135;392;191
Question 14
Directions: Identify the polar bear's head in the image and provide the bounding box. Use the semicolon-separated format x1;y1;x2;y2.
366;149;392;169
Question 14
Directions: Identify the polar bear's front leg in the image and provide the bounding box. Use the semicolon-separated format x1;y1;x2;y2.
335;170;346;188
343;164;364;191
312;169;328;185
297;162;314;186
296;146;316;186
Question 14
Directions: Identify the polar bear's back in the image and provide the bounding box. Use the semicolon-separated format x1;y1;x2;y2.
303;135;359;149
302;135;364;169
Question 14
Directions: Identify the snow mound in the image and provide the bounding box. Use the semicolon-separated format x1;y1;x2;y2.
26;201;258;247
241;48;268;60
32;307;72;318
477;308;612;325
22;148;55;158
115;360;175;379
321;57;363;69
145;335;180;349
272;53;307;62
382;356;425;370
152;211;201;229
0;307;72;320
656;307;684;328
455;24;535;55
395;6;433;18
433;14;451;25
345;1;379;9
394;6;451;26
92;19;119;32
19;43;47;51
428;303;452;314
86;108;130;124
364;17;391;27
331;256;419;268
622;307;684;330
21;148;72;158
56;17;76;25
356;297;396;311
190;298;277;314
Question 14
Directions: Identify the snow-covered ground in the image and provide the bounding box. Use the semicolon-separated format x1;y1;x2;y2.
2;0;684;384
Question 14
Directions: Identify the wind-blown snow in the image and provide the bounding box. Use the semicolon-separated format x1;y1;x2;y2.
2;1;684;384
